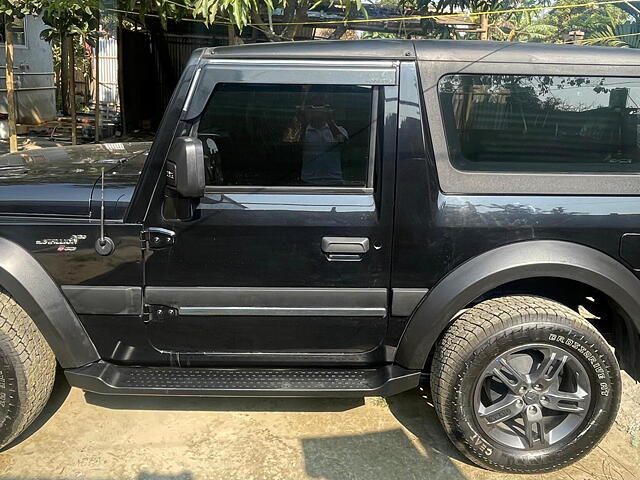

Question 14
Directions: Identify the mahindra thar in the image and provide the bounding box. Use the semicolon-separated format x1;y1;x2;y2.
0;39;638;473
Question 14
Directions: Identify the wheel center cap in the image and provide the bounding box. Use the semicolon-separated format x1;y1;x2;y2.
523;391;540;405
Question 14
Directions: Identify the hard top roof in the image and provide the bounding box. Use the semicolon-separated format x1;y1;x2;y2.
204;39;640;66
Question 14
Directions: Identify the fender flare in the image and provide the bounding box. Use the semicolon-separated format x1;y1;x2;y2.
0;237;99;368
395;240;640;370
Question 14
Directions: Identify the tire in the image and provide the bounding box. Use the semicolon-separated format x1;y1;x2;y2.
430;295;621;473
0;290;55;449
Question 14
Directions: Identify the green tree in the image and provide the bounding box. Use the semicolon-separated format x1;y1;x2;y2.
528;0;632;43
40;0;99;144
124;0;366;42
583;20;640;48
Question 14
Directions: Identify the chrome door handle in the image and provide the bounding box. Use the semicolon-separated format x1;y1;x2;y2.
321;237;370;261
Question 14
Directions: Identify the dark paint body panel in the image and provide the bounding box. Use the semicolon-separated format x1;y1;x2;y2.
140;82;400;363
0;142;150;218
0;41;638;374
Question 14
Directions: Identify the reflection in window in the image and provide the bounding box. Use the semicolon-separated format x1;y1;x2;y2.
439;74;640;173
197;83;374;187
0;18;25;46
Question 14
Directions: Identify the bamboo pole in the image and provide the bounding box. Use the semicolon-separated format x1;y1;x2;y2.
94;16;100;143
479;13;489;40
68;36;77;145
5;18;17;153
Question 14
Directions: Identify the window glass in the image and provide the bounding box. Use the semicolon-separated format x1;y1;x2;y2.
197;83;374;187
0;18;25;46
439;74;640;173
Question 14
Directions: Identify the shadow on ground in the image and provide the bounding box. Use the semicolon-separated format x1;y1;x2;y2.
1;375;475;480
81;381;472;479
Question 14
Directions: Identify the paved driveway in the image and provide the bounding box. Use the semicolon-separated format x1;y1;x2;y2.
0;371;638;480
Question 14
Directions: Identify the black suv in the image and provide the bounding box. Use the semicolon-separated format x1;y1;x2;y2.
0;39;637;473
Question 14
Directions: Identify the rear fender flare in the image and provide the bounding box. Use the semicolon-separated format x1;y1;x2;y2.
0;237;99;368
395;240;640;370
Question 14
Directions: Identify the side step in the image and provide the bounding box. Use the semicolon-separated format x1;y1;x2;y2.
65;362;420;397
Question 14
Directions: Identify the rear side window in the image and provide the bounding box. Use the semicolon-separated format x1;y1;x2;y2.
196;83;375;188
439;74;640;173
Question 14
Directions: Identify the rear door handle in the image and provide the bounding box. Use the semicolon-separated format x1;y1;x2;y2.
322;237;370;261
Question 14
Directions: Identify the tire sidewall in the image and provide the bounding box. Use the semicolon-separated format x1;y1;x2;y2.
0;343;23;444
452;321;621;473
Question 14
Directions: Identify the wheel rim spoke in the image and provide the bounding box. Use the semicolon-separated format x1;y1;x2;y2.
523;406;548;448
541;387;589;413
532;350;568;388
492;357;527;393
478;394;523;425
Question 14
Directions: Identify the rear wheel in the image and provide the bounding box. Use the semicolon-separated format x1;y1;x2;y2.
0;290;56;448
430;295;621;473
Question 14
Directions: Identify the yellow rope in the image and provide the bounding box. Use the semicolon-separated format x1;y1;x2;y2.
251;0;632;27
107;0;640;35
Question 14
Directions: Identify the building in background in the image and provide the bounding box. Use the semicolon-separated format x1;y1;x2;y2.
0;14;56;125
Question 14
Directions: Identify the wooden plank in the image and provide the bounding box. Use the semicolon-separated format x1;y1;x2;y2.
4;19;17;152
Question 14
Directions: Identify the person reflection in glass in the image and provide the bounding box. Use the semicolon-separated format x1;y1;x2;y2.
300;95;349;185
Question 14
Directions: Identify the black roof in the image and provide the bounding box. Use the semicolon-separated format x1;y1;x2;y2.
205;39;640;66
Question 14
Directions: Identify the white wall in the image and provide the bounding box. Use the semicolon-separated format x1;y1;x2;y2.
0;14;56;124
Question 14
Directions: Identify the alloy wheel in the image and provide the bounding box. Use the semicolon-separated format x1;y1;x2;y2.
473;343;591;450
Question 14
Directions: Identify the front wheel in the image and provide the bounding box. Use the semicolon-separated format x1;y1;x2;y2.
430;295;621;473
0;290;56;449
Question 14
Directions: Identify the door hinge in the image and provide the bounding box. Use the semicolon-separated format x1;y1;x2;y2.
144;304;179;324
141;227;175;250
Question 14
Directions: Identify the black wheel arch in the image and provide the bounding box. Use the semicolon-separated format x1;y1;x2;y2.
0;237;99;368
395;240;640;377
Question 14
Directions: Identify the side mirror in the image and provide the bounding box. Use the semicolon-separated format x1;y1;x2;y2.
165;136;205;198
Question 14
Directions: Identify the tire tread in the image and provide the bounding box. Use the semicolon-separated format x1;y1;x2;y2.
0;290;55;448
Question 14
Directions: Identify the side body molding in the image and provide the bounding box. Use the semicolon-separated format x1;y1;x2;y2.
395;240;640;370
0;238;99;368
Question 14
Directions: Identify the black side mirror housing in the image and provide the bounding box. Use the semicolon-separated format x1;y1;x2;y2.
165;136;205;198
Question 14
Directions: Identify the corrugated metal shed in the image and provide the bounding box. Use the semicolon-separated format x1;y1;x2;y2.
97;36;119;105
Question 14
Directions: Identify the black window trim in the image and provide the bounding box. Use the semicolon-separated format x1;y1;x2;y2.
419;60;640;196
190;63;389;195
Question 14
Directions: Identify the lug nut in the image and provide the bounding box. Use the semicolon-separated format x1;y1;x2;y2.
534;384;543;391
516;400;524;408
519;386;527;394
528;405;537;413
541;395;547;402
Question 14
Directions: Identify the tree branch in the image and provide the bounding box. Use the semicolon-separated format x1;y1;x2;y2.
328;23;348;39
250;9;285;41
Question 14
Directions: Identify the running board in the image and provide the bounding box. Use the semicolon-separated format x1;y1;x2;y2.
65;362;421;397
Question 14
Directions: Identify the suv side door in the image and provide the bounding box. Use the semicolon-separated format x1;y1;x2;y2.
142;59;399;366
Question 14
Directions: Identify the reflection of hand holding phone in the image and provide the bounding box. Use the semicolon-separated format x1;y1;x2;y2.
327;118;347;143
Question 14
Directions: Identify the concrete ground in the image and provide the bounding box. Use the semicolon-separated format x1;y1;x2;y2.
0;371;637;480
0;137;65;154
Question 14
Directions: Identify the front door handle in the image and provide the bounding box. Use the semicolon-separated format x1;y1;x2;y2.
322;237;370;261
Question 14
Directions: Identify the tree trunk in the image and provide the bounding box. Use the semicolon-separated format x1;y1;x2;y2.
479;13;489;40
227;24;244;45
68;36;77;145
94;23;100;143
4;17;17;153
328;24;348;40
60;32;69;115
282;0;309;40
